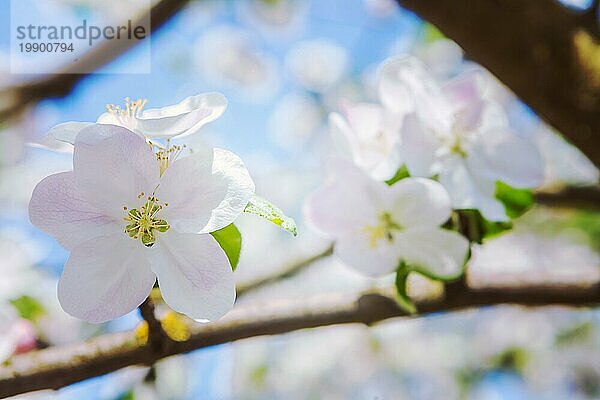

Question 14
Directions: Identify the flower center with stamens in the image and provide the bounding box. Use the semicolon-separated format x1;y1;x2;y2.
364;212;402;248
124;193;170;247
155;142;187;176
106;97;148;122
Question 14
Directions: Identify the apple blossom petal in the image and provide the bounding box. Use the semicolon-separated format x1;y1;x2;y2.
343;102;384;142
386;177;452;228
467;129;544;188
58;235;155;323
73;124;160;219
96;112;121;125
335;231;401;276
47;122;94;145
329;112;354;159
157;147;254;234
29;171;120;250
396;227;469;280
137;93;227;138
304;158;382;237
400;113;439;177
439;156;508;221
378;56;453;133
442;70;489;131
150;231;235;321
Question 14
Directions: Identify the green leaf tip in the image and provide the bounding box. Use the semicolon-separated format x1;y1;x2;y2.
385;165;410;186
211;224;242;271
10;295;46;321
495;181;534;219
394;265;417;314
244;194;298;236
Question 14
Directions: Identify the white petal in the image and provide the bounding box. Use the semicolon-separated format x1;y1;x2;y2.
467;129;544;188
47;122;94;145
58;235;155;323
396;227;469;280
29;171;119;250
96;112;121;125
400;113;439;177
442;71;487;132
73;124;160;218
157;147;255;234
329;112;354;159
386;177;452;228
335;231;401;276
439;156;508;221
137;93;228;138
304;158;382;237
378;56;453;133
150;231;235;321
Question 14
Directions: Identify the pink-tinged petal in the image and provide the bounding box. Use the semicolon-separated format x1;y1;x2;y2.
138;93;227;138
386;177;452;228
335;231;401;276
29;171;119;250
396;227;469;280
378;56;453;133
343;102;385;143
467;129;544;188
73;124;160;219
442;70;488;131
400;113;439;177
304;158;382;237
150;231;234;321
439;156;508;221
157;147;255;234
47;122;94;145
58;235;155;323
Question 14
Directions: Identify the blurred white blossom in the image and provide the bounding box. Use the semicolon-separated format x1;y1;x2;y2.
286;39;349;93
305;159;468;278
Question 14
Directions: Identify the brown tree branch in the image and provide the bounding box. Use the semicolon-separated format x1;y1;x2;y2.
0;0;192;122
535;186;600;209
1;282;598;398
397;0;600;168
138;297;170;353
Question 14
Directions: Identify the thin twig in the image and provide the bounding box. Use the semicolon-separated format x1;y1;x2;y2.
236;245;334;296
0;282;598;398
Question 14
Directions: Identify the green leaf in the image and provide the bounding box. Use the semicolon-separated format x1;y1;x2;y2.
394;265;416;314
495;181;534;219
114;390;135;400
457;209;513;241
385;165;410;186
244;195;297;236
423;23;446;43
211;224;242;271
10;295;45;321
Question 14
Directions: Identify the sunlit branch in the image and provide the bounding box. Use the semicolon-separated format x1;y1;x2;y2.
397;0;600;168
0;0;192;123
1;281;598;398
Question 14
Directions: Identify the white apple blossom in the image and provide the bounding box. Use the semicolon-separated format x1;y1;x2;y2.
329;101;403;181
379;56;544;221
194;26;281;101
286;40;348;93
29;123;255;322
48;92;227;144
304;159;469;278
